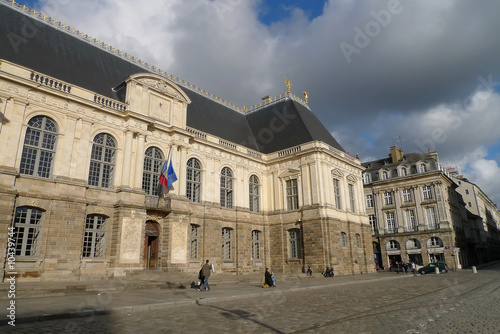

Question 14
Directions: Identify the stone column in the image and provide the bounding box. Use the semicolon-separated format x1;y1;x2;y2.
134;134;145;189
121;130;133;187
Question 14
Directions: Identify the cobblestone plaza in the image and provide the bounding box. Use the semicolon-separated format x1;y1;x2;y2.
3;264;499;333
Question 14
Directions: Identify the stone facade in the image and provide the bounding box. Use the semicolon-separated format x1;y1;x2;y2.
0;60;374;281
363;146;471;271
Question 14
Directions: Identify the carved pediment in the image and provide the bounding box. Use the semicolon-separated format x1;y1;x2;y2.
331;168;344;178
346;174;359;183
279;168;301;179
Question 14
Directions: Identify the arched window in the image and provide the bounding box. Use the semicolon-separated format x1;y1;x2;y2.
355;233;361;247
401;167;408;176
186;158;202;202
88;133;116;188
382;171;388;180
222;227;233;260
20;116;58;178
341;232;347;247
387;240;400;250
83;215;107;258
249;175;260;212
363;173;371;184
220;167;233;208
406;239;421;249
419;164;427;173
13;207;43;256
142;146;164;196
427;237;443;248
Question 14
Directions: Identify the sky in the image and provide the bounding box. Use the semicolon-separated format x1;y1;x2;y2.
20;0;500;205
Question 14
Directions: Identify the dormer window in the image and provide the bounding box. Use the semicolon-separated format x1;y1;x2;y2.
401;167;408;176
363;173;371;184
381;171;388;180
419;164;427;173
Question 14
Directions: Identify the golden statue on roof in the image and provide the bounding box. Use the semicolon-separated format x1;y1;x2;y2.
303;91;309;104
285;77;292;94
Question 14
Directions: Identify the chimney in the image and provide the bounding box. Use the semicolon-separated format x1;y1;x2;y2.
390;145;403;164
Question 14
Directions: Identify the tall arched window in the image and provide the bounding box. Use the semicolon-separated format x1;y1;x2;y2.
142;147;164;196
186;158;202;202
88;133;116;188
249;175;260;212
20;116;58;178
341;232;347;247
220;167;233;208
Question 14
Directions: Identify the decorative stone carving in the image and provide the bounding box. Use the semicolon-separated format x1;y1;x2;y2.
119;217;141;263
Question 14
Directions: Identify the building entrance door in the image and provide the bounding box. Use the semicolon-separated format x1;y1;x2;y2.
144;221;160;269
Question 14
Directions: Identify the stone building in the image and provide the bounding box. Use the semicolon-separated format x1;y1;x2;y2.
0;2;374;281
448;169;500;265
362;146;471;271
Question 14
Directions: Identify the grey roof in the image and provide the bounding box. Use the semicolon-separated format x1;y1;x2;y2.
0;3;344;154
362;152;434;171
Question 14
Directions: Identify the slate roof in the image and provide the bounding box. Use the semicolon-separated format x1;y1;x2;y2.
362;152;434;171
0;3;344;154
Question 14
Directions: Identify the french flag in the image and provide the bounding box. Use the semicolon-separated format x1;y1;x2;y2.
159;156;177;188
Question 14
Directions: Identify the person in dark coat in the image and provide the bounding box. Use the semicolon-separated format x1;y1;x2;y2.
264;268;273;287
200;259;213;291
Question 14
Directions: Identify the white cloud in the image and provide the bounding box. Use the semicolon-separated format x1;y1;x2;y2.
34;0;500;204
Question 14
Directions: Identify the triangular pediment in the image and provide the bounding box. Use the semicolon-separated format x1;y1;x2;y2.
331;168;344;178
279;168;301;179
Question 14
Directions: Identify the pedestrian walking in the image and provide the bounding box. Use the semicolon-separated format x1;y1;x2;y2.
307;266;313;276
200;259;214;291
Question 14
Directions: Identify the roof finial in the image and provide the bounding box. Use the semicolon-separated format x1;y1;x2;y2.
285;76;292;94
303;91;308;104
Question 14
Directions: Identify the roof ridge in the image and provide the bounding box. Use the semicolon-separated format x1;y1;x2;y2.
6;0;310;115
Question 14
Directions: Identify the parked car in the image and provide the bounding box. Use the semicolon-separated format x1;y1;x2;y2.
418;262;448;274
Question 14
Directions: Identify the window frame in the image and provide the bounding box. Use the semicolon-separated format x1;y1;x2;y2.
186;158;202;203
19;115;58;178
402;189;412;203
386;211;396;233
82;214;107;258
252;230;261;260
142;146;164;196
333;178;342;210
13;207;43;257
384;191;393;205
289;228;302;258
222;227;232;260
220;167;233;208
249;175;260;212
348;184;356;213
366;194;374;208
286;178;299;211
190;224;199;260
341;232;347;247
88;133;116;188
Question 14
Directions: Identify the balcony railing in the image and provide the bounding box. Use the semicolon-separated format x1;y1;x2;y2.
384;228;397;235
145;196;171;210
424;224;440;231
404;226;419;232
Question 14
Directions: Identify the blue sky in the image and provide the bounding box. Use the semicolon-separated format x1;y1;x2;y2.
258;0;326;24
10;0;500;204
